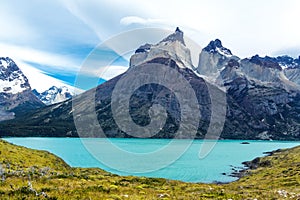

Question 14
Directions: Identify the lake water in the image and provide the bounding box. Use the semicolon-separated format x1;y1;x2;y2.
4;138;300;183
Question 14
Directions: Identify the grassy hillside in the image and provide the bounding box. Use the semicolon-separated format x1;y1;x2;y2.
0;139;299;199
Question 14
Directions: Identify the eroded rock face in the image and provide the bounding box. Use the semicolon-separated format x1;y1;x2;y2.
240;56;282;83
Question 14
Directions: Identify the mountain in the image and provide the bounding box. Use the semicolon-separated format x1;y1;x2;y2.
0;29;300;140
197;39;240;81
130;27;193;69
33;86;73;105
0;57;44;121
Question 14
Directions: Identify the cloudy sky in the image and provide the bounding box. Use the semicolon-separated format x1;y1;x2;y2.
0;0;300;91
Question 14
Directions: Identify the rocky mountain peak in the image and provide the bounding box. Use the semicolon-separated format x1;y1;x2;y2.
160;27;185;45
175;27;182;33
203;39;232;56
130;27;193;69
206;39;223;49
197;39;237;78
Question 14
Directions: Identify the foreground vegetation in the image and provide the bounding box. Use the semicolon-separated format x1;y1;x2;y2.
0;140;299;199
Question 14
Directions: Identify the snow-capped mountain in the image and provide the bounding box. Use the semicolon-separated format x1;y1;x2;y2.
0;57;44;121
0;57;30;94
33;86;73;105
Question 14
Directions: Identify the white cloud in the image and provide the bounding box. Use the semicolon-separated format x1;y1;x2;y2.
13;59;83;94
0;42;86;93
0;43;80;72
0;42;129;89
63;0;300;58
0;1;99;48
98;65;128;80
0;3;39;44
79;63;128;81
120;16;167;26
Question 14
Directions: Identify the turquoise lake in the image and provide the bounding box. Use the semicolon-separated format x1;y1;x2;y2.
4;138;300;183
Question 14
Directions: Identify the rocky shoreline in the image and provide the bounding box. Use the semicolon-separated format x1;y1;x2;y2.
229;148;284;179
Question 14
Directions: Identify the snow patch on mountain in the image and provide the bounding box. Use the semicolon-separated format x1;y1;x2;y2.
0;78;27;94
216;47;232;57
0;59;8;68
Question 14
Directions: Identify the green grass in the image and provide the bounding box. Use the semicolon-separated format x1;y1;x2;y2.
0;139;299;199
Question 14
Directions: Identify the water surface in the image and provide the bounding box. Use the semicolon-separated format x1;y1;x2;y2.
4;138;299;183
